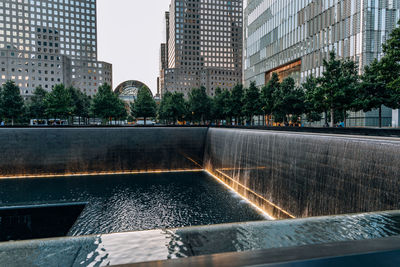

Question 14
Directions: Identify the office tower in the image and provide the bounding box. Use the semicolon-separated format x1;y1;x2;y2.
0;0;112;97
159;0;243;98
244;0;400;127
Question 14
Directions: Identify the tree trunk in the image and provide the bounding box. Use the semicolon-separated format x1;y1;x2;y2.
144;117;147;125
324;111;328;126
379;106;382;128
343;110;347;128
330;108;335;128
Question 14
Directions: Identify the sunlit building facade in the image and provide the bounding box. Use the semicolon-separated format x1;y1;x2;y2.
0;0;112;97
159;0;243;98
244;0;400;127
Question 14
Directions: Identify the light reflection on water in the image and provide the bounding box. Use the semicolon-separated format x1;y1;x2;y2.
2;211;399;266
1;171;400;266
77;211;400;266
0;172;265;236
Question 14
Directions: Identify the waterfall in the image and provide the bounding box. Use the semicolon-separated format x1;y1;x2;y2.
0;128;208;177
204;128;400;219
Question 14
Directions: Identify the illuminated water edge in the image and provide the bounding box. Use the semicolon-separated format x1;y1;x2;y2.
1;210;400;266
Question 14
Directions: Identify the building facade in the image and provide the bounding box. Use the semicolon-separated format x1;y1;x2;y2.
159;0;243;98
244;0;400;127
0;0;112;97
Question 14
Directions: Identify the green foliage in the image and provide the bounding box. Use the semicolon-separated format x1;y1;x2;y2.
27;86;48;119
356;59;396;127
44;84;73;119
211;88;232;122
381;20;400;107
317;51;359;126
159;91;187;124
188;87;211;123
91;83;126;122
130;86;157;124
68;86;91;119
242;81;262;124
273;77;305;123
221;89;233;122
230;84;244;123
1;81;25;124
261;73;280;117
303;75;324;122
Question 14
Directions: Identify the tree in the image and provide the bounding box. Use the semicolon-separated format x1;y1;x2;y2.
158;91;187;124
303;75;324;123
318;51;359;127
27;86;48;119
381;20;400;109
211;88;225;123
273;77;305;123
45;84;73;120
242;81;261;125
161;92;187;124
230;84;244;125
356;59;397;128
188;87;211;124
211;88;233;125
0;81;25;125
91;83;126;123
158;91;171;123
68;86;90;125
130;86;157;125
114;97;127;122
261;73;280;125
221;89;233;124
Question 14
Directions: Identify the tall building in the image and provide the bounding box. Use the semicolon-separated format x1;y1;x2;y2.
0;0;112;97
159;0;243;98
244;0;400;127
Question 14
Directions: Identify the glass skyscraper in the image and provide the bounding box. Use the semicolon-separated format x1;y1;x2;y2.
244;0;400;127
0;0;112;97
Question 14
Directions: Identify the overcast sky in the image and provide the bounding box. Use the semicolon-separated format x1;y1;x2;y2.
97;0;171;93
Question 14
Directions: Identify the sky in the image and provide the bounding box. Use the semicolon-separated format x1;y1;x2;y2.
97;0;171;94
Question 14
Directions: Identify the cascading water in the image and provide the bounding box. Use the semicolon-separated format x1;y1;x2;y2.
0;128;208;177
204;128;400;219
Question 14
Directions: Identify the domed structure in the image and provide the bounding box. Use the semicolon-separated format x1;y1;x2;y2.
114;80;153;103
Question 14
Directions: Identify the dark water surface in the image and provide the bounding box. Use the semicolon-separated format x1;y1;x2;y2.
0;171;265;236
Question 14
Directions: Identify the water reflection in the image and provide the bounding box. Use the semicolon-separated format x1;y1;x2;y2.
2;211;399;266
0;172;265;236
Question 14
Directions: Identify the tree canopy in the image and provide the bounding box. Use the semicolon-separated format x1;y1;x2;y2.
188;87;211;123
68;86;91;121
0;81;25;125
261;73;280;125
158;91;187;124
242;81;262;124
91;83;127;123
130;86;157;124
230;84;244;124
317;51;359;127
27;86;48;119
44;84;73;119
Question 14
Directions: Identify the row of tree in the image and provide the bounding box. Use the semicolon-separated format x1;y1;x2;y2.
0;82;127;125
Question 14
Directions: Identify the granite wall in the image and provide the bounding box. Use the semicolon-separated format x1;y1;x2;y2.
204;128;400;219
0;128;207;177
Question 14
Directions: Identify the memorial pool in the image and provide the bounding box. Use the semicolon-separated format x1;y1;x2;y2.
0;171;266;240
